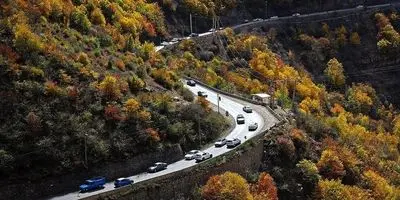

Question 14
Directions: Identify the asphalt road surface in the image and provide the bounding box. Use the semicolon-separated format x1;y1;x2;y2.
48;81;278;200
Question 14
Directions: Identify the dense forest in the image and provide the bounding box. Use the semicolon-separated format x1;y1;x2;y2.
0;0;399;199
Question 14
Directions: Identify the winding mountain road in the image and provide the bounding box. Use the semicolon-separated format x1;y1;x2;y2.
49;81;278;200
47;3;400;199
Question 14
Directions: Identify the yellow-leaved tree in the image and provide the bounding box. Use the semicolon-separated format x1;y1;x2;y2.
201;172;253;200
324;58;345;88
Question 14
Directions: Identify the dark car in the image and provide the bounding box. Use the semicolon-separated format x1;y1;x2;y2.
198;91;208;97
215;138;227;147
79;177;106;192
243;106;253;113
187;80;196;86
236;114;245;124
148;162;167;173
226;138;241;148
189;33;199;37
114;178;133;188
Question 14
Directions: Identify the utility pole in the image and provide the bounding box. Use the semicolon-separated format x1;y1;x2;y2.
292;80;297;111
84;134;88;169
197;114;201;146
217;93;221;113
190;13;193;34
265;0;268;19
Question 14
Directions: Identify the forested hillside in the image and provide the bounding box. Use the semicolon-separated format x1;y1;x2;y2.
0;0;228;182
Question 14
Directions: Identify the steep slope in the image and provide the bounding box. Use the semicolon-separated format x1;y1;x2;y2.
0;1;229;199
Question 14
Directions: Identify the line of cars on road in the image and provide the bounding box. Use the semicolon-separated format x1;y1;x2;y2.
78;161;170;193
78;79;258;194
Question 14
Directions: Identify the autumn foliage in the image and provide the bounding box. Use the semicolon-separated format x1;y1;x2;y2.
201;172;253;200
202;172;278;200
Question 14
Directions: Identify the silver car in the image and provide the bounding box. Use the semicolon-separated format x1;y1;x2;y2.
243;106;253;113
148;162;167;173
185;150;200;160
215;138;227;147
195;152;213;162
248;122;258;131
226;138;241;148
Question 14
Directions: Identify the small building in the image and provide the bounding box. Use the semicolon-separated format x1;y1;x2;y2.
251;93;271;104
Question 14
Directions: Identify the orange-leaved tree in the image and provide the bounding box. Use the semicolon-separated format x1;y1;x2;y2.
252;172;278;200
201;172;253;200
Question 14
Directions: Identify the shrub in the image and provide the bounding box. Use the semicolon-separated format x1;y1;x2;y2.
179;39;195;52
196;97;211;113
128;74;145;92
297;159;321;184
124;98;140;117
104;104;124;121
317;149;346;180
0;150;15;174
26;112;42;133
179;87;194;102
145;128;160;142
98;75;122;100
44;81;64;96
14;23;43;53
350;32;361;45
70;6;92;33
77;52;90;65
363;170;397;200
115;59;125;71
151;68;179;89
91;7;106;26
30;67;45;78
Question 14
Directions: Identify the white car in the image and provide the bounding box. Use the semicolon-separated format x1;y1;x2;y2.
198;91;208;97
160;41;169;46
270;16;278;19
215;138;227;147
185;150;201;160
195;152;213;162
248;122;258;131
209;28;216;32
236;114;245;124
243;106;253;113
356;5;364;9
292;13;300;17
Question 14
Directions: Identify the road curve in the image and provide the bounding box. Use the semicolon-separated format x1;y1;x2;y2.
48;81;278;200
